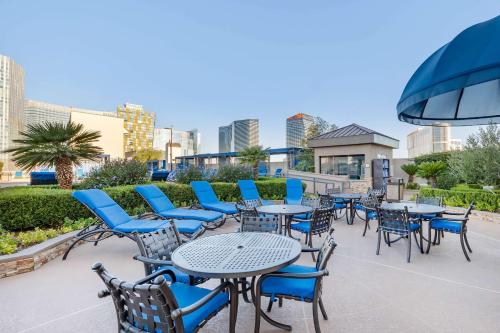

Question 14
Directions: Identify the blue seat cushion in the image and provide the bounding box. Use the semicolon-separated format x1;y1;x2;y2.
353;203;364;211
171;283;229;333
201;202;238;215
172;220;204;234
155;265;205;285
158;208;223;222
290;221;310;233
334;203;347;209
367;211;377;220
421;213;437;220
114;219;171;233
261;264;317;300
430;219;462;233
293;213;310;220
381;222;420;233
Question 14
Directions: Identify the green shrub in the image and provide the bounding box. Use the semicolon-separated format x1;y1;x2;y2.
213;165;253;183
174;166;205;184
405;182;420;190
0;234;17;255
80;159;149;189
17;228;50;247
0;179;290;231
436;171;458;190
419;187;499;212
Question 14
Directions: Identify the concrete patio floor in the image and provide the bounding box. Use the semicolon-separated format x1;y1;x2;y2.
1;212;500;333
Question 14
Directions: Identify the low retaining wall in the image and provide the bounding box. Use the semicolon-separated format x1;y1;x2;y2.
0;230;81;279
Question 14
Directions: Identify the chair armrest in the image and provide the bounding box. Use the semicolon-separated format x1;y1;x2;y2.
133;255;172;267
291;217;312;222
301;247;320;253
430;217;468;222
136;268;177;285
171;281;234;319
442;211;464;216
138;212;165;220
260;269;329;281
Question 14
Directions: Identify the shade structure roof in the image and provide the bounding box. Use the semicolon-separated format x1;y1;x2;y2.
397;15;500;126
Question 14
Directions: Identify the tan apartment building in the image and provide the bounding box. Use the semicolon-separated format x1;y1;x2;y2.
25;100;125;159
407;125;452;158
117;103;155;155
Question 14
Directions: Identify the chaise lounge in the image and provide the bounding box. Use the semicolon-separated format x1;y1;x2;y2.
190;181;239;220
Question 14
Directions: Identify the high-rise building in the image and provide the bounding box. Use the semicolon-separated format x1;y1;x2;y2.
407;125;452;158
286;113;314;148
153;127;200;163
218;119;259;153
450;139;464;151
116;103;155;155
0;55;25;171
25;100;126;159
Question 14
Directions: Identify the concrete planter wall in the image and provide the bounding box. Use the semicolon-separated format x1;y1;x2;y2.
0;230;81;279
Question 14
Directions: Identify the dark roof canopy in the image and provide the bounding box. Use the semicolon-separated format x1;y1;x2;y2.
308;123;399;149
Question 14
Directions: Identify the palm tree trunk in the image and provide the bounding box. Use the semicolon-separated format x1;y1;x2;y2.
408;175;414;183
56;157;73;189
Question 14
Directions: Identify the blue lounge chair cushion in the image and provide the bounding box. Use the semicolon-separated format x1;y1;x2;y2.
430;219;462;233
158;208;223;222
172;220;204;234
135;185;176;212
261;264;317;300
170;283;229;333
156;265;205;285
73;189;132;228
290;221;310;233
114;219;171;233
238;179;261;201
285;178;303;204
191;181;219;204
201;202;238;215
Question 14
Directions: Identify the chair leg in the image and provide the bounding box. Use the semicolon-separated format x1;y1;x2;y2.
432;229;438;245
266;298;273;312
278;297;283;307
312;296;322;333
362;219;369;237
460;233;471;262
254;289;262;333
407;233;412;263
376;228;382;255
229;284;238;333
387;233;391;247
464;232;472;252
426;226;432;254
319;298;328;320
309;233;316;261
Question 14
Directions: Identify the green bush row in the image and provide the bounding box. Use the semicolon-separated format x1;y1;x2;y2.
419;187;499;212
0;179;291;231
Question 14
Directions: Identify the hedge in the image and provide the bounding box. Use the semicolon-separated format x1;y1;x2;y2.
419;187;499;212
0;179;293;231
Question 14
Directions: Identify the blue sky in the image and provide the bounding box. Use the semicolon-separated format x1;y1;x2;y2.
1;0;499;156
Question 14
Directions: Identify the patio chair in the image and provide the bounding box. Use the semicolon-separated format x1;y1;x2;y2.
253;229;337;333
367;187;385;202
290;207;335;260
273;168;283;178
258;163;268;177
353;195;380;236
415;194;443;220
240;215;279;233
324;187;347;220
428;203;474;261
134;226;209;285
376;206;422;263
92;262;237;333
136;184;225;229
190;181;239;220
63;189;204;260
237;179;273;205
284;178;303;205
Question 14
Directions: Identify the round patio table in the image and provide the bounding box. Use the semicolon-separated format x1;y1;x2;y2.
331;193;367;225
255;204;313;234
172;232;302;330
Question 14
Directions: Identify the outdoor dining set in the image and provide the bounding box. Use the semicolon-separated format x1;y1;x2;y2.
66;178;475;333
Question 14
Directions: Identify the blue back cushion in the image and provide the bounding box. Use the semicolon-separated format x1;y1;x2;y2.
191;181;219;204
72;189;131;228
135;185;175;212
286;178;303;200
238;180;260;201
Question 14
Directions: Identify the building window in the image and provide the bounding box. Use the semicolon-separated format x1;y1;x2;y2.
320;154;365;180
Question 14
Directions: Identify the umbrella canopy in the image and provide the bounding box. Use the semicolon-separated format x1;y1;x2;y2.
397;15;500;126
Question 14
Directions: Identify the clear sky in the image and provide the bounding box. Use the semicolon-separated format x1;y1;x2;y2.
1;0;499;156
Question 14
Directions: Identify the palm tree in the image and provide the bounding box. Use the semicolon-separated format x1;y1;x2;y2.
401;163;419;183
416;161;447;188
238;145;269;179
4;121;102;189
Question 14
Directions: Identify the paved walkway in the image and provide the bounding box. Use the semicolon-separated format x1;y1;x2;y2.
1;212;500;332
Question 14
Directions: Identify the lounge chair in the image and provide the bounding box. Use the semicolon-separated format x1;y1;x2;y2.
273;168;283;178
63;189;204;260
254;229;337;333
190;181;239;220
285;178;303;205
135;184;225;229
93;262;237;333
237;179;273;205
258;163;268;177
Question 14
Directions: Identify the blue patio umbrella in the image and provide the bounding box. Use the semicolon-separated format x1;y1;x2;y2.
397;15;500;126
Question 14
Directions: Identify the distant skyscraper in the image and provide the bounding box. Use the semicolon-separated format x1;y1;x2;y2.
153;127;200;163
0;55;25;171
218;119;259;152
116;103;155;155
286;113;314;148
25;100;126;159
407;125;452;158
